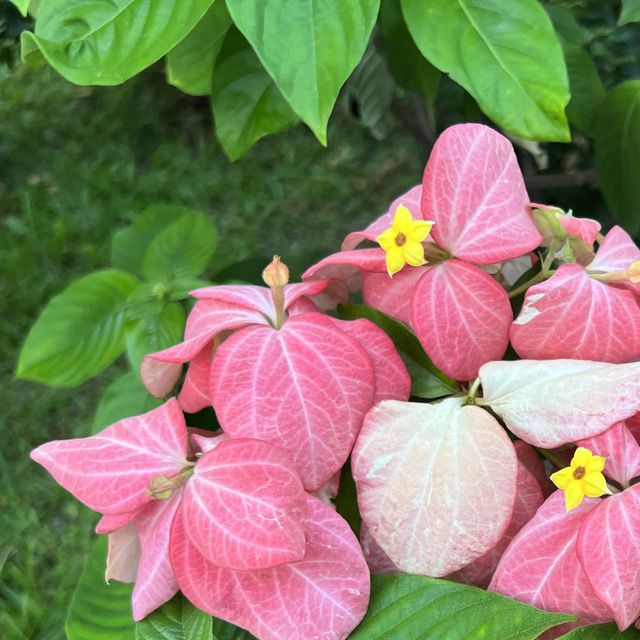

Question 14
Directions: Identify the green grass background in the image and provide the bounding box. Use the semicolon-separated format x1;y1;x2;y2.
0;64;423;639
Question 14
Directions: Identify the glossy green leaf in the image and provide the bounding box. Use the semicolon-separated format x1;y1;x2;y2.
402;355;454;400
546;5;585;47
66;537;135;640
125;303;185;373
135;594;211;640
594;81;640;233
559;623;640;639
337;303;458;392
226;0;380;144
166;0;232;96
112;206;212;278
379;0;440;106
93;371;161;433
143;211;217;283
10;0;30;17
20;30;46;68
401;0;570;141
619;0;640;26
349;574;574;640
211;618;255;640
17;270;140;387
23;0;215;85
211;29;299;161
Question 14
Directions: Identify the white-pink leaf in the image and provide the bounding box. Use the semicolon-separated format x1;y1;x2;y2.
181;438;306;571
577;485;640;629
588;225;640;296
210;313;375;490
559;215;601;246
578;421;640;487
359;523;398;575
479;359;640;448
177;342;213;413
106;523;140;584
361;266;428;324
170;495;370;640
341;185;422;251
31;399;188;515
510;264;640;363
410;260;512;381
352;398;517;576
330;318;410;404
421;124;541;264
132;493;182;621
302;249;387;292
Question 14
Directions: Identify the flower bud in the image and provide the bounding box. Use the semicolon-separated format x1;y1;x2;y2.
262;255;289;289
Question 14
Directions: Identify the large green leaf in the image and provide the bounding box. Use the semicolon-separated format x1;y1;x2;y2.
135;595;211;640
619;0;640;26
22;0;215;85
559;623;640;639
93;371;161;433
337;303;458;396
17;270;140;387
126;303;185;372
349;574;574;639
66;537;135;640
211;618;255;640
401;0;571;141
143;212;217;282
226;0;380;145
166;0;232;96
211;29;299;161
594;81;640;233
378;0;440;106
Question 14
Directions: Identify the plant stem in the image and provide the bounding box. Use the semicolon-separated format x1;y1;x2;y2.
535;447;566;470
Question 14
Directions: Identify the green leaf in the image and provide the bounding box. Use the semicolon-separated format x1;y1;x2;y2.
135;594;211;640
93;371;161;433
211;618;255;640
23;0;215;85
594;80;640;233
349;574;574;640
402;355;453;400
143;212;217;282
341;46;395;140
66;537;135;640
17;270;140;387
378;0;440;106
226;0;380;144
126;303;186;372
545;5;586;47
166;1;232;96
619;0;640;26
10;0;30;17
211;29;299;161
112;205;213;278
401;0;571;141
20;29;46;68
563;43;606;135
559;623;640;639
337;303;458;393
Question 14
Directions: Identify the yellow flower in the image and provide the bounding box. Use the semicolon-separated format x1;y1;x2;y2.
550;447;610;512
376;205;434;277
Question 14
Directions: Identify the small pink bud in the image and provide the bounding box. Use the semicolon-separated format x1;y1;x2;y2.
262;255;289;289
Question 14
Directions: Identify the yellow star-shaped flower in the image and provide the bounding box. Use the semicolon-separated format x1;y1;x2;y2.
550;447;610;512
376;205;434;277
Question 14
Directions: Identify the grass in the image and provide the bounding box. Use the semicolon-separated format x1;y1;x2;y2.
0;63;423;639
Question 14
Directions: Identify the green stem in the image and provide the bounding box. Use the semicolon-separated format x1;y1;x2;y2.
508;269;552;299
536;447;566;470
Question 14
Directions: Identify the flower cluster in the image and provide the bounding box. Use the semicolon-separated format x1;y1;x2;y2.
31;123;640;639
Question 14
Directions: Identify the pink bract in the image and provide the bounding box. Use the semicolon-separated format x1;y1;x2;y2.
170;495;370;640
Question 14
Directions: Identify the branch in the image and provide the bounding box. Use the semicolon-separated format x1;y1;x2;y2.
523;169;598;190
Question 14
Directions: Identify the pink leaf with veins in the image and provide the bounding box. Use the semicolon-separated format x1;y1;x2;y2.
341;185;422;251
170;495;370;640
489;491;612;625
181;438;306;571
421;124;541;264
177;341;213;413
30;399;188;515
132;493;182;621
588;225;640;296
410;260;512;381
449;441;544;588
577;485;640;629
579;422;640;487
510;264;640;363
210;313;375;490
359;523;398;575
329;318;410;404
352;398;517;576
362;267;428;324
302;248;387;292
559;215;601;246
96;509;141;534
106;523;140;584
480;359;640;448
